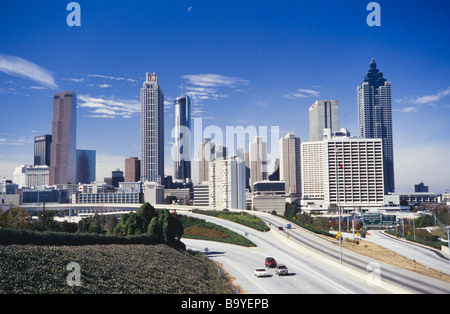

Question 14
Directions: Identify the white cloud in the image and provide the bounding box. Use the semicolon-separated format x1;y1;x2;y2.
394;106;419;113
87;74;138;83
78;94;140;119
182;73;249;87
0;54;58;89
181;73;249;117
284;88;320;100
97;84;112;88
62;77;85;83
413;86;450;105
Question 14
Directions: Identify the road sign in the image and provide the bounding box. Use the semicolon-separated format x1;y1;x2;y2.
363;214;397;226
382;214;396;224
363;213;381;225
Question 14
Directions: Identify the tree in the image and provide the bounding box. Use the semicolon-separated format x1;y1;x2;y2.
37;210;57;231
136;202;157;225
110;203;184;244
284;202;299;219
147;209;184;243
0;207;29;229
165;195;178;205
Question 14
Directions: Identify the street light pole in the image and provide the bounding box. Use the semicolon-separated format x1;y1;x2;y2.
336;147;342;264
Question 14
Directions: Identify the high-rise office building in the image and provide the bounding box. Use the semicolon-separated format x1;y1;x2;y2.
140;73;164;183
125;157;141;182
249;136;268;190
112;169;124;188
49;91;77;185
76;149;96;184
34;135;52;166
309;100;340;142
209;157;246;210
198;137;215;183
357;59;394;194
322;129;385;209
13;165;49;188
279;133;301;197
415;182;429;193
301;141;325;200
173;96;191;181
215;144;228;160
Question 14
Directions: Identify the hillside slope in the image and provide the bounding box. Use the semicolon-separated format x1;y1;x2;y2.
0;244;233;294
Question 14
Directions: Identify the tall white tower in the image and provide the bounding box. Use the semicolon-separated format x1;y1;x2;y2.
140;73;164;183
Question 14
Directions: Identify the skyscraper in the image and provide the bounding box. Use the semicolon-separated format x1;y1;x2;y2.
173;96;191;181
198;137;215;183
309;100;340;141
140;73;164;183
249;136;268;190
76;149;96;184
279;133;301;197
357;59;394;193
34;134;52;166
49;91;77;185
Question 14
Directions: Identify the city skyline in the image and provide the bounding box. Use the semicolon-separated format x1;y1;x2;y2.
0;1;449;193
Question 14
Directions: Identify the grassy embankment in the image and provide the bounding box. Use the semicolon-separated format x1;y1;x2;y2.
0;243;234;294
179;214;257;247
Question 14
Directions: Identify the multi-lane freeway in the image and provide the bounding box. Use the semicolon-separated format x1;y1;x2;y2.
181;211;450;294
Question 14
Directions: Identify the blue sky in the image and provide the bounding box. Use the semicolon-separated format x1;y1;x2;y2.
0;0;449;193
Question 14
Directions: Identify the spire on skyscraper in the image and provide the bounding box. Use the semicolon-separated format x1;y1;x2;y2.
363;59;386;87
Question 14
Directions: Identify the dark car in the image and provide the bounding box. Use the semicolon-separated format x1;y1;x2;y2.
265;257;277;268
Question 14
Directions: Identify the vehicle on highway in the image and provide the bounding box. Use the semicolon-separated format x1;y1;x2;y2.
254;268;269;277
275;264;289;276
265;257;277;268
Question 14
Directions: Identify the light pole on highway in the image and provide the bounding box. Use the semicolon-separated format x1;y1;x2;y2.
336;147;343;264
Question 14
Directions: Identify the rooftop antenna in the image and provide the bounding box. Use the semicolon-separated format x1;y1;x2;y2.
181;82;184;97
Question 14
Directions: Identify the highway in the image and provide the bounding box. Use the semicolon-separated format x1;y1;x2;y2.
181;211;450;294
182;212;409;294
252;211;450;294
363;230;450;275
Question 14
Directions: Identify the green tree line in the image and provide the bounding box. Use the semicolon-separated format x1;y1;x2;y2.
0;203;184;247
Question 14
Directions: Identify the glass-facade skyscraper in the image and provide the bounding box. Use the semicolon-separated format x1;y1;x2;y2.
173;96;191;181
357;59;394;194
76;149;96;184
140;73;164;184
34;134;52;166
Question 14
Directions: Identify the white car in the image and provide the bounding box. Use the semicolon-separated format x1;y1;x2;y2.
254;268;269;277
275;264;289;276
